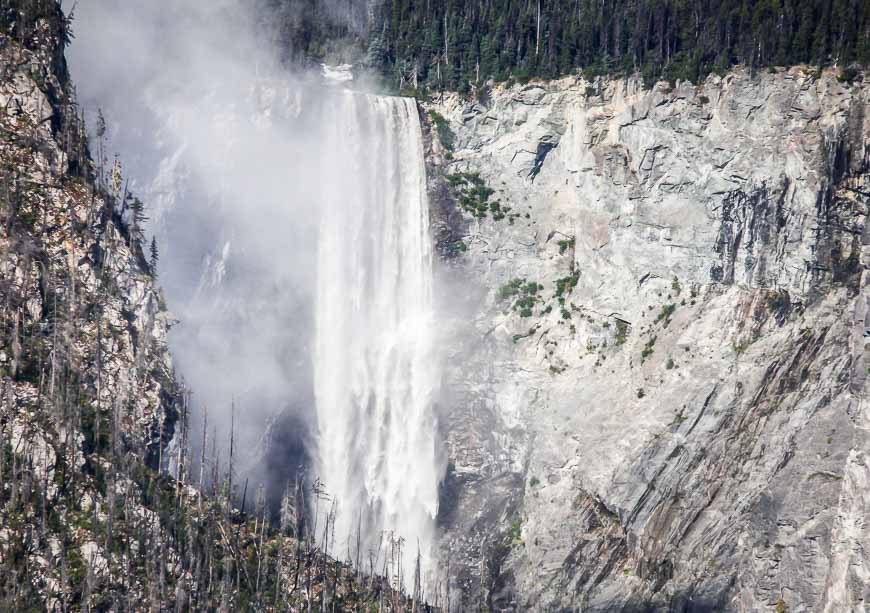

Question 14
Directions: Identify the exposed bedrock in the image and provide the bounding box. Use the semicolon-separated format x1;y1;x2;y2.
424;67;869;611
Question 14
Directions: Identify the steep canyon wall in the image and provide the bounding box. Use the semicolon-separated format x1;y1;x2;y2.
427;68;869;612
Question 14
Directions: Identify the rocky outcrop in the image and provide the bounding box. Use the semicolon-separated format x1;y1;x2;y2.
426;68;869;611
0;10;185;606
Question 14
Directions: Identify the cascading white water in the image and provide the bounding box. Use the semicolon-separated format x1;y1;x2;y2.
69;1;443;589
314;91;441;587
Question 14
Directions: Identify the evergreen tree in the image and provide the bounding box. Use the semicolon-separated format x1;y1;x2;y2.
149;236;159;277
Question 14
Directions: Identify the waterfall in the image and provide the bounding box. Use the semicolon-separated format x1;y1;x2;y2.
314;91;441;586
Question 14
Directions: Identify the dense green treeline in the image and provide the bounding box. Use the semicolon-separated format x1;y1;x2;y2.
369;0;870;91
268;0;869;91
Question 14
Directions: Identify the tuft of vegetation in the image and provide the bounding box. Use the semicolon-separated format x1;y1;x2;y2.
615;320;630;345
428;110;455;151
447;171;519;222
655;303;677;328
557;237;575;254
509;517;524;546
733;337;752;355
555;272;580;305
641;335;657;361
499;278;542;300
498;278;544;317
671;409;688;426
636;388;646;399
449;238;468;255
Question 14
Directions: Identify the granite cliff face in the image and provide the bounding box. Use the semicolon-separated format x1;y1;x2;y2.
426;68;869;611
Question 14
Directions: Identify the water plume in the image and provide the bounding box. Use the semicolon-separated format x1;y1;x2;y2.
68;0;445;591
316;91;442;583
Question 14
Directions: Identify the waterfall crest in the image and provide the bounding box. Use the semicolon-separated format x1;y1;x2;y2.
314;91;441;585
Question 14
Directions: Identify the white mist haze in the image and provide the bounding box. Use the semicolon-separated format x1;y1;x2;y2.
69;0;321;483
68;0;445;590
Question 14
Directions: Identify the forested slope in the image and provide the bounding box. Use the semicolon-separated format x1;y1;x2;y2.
373;0;870;90
270;0;870;92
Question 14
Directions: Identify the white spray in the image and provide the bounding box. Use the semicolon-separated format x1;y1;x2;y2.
315;91;442;587
67;0;445;589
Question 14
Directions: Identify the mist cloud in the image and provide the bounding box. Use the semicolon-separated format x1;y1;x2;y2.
68;0;331;492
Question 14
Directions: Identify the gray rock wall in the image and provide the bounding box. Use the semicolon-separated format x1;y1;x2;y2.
425;67;869;612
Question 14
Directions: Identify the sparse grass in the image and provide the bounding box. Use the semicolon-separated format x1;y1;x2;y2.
509;517;523;546
733;332;760;355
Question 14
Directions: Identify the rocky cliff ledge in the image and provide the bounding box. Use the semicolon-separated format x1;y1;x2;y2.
426;68;869;611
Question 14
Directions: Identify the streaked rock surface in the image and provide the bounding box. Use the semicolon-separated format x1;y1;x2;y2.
426;68;869;611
